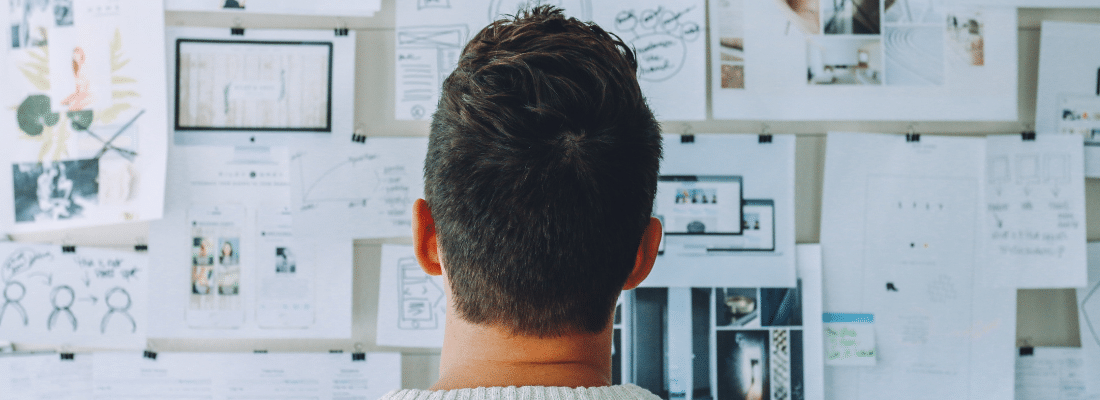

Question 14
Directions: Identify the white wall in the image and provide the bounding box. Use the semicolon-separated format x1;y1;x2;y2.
8;2;1099;388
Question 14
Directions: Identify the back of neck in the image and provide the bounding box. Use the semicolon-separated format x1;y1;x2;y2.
432;311;613;390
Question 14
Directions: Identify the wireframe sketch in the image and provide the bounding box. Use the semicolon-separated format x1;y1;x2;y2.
490;0;592;21
808;37;882;85
715;0;746;89
613;5;701;82
822;0;880;35
419;0;450;9
396;24;469;120
946;11;984;66
884;26;944;86
175;40;332;130
48;285;77;331
12;160;98;223
101;287;136;333
398;257;444;330
1080;279;1100;349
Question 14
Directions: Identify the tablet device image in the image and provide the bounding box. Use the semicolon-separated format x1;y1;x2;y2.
710;199;775;252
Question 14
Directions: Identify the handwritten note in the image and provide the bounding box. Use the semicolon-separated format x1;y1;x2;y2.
823;313;876;366
982;134;1086;288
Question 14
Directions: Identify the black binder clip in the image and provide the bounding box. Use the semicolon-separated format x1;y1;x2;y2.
351;133;367;144
905;133;920;143
60;353;75;361
231;27;244;35
758;134;772;143
253;349;268;354
329;349;344;354
61;245;76;253
335;27;349;36
1019;346;1034;356
1021;131;1036;141
143;350;157;360
680;134;694;143
351;343;366;361
134;244;148;252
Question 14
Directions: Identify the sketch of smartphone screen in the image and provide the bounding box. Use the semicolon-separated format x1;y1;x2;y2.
256;206;315;329
187;204;246;328
655;175;743;236
710;199;775;252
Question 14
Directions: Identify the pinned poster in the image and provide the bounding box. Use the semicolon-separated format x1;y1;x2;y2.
710;0;1016;120
0;243;148;349
644;134;796;288
821;132;1016;400
1077;242;1100;399
164;0;381;16
148;145;352;339
376;244;446;348
1035;21;1100;177
823;313;876;366
1;0;169;233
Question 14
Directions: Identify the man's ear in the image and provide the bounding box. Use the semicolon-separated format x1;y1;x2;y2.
623;217;662;290
412;198;443;276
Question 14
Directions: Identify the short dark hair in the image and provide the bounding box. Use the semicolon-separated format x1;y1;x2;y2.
425;6;662;337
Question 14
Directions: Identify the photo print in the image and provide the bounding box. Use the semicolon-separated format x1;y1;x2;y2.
186;204;246;328
807;36;883;85
191;236;215;295
884;25;944;86
946;10;984;66
9;0;57;48
217;237;240;295
884;0;941;23
714;0;746;89
275;247;296;273
624;286;806;400
12;160;98;223
822;0;880;35
222;0;245;9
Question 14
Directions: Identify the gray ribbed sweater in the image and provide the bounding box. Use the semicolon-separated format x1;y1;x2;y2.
379;385;662;400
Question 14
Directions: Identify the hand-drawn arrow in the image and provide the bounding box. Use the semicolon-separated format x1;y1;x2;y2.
81;272;91;287
78;295;98;305
27;272;52;286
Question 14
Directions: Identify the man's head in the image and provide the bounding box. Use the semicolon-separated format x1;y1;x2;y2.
417;6;662;337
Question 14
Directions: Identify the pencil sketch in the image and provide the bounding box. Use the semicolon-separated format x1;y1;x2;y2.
48;285;77;331
395;24;469;120
101;287;136;333
613;5;701;82
398;256;444;330
490;0;591;22
1081;279;1100;349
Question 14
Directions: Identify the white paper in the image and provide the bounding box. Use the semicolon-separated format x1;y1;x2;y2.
164;0;381;16
591;1;706;120
0;243;147;349
289;138;428;239
957;0;1100;6
1078;243;1100;400
376;244;446;348
709;1;1016;120
821;132;1017;400
166;27;356;147
92;352;401;400
1035;21;1100;177
1015;347;1087;400
148;145;352;338
645;134;796;288
396;0;698;121
1;0;169;233
620;243;824;400
0;353;93;400
982;134;1087;288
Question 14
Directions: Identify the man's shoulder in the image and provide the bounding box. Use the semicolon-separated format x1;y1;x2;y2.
378;384;661;400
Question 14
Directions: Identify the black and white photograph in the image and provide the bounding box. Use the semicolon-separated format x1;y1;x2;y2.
716;287;759;328
222;0;245;9
276;246;296;273
808;37;883;85
717;330;770;400
12;159;98;223
822;0;880;35
631;288;713;400
53;0;73;26
760;284;803;327
884;26;944;86
9;0;53;48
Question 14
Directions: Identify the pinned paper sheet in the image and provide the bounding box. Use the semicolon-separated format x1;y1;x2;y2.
645;134;796;288
0;243;147;349
376;244;446;348
821;133;1017;400
1078;242;1100;399
1015;347;1086;400
0;353;93;399
982;134;1086;288
1035;21;1100;177
823;313;875;366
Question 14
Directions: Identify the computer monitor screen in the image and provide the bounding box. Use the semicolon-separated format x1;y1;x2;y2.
654;176;743;235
